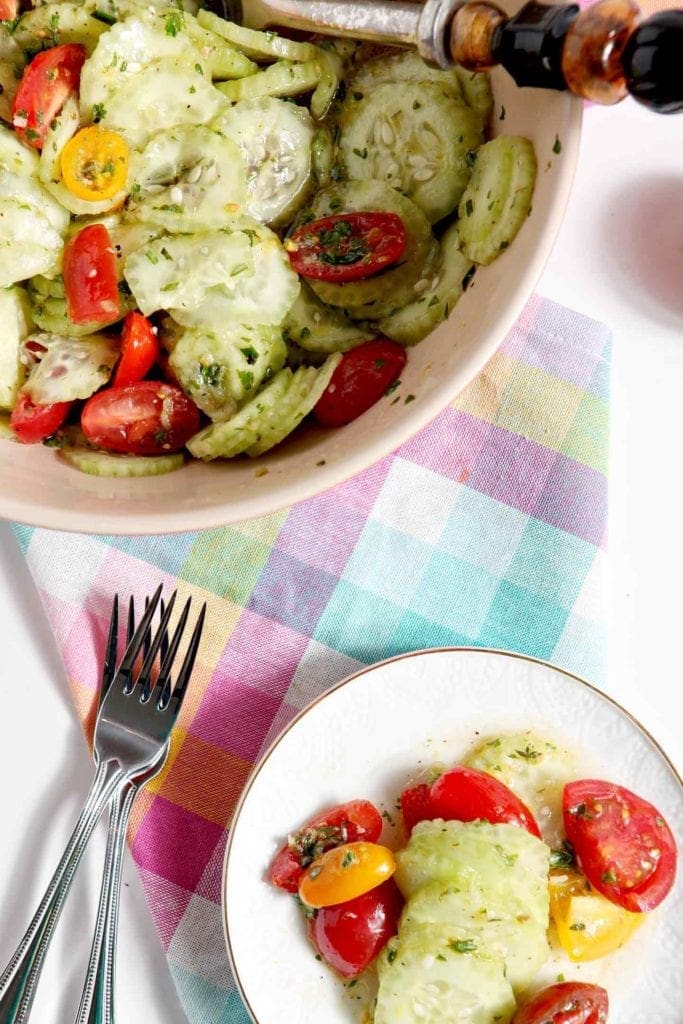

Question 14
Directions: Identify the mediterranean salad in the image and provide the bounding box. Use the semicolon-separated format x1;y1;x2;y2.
268;730;677;1023
0;0;537;476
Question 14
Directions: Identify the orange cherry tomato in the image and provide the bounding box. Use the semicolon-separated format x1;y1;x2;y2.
60;126;129;202
549;868;642;962
298;842;396;909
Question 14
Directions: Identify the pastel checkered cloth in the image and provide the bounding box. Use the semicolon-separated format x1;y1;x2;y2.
12;293;611;1023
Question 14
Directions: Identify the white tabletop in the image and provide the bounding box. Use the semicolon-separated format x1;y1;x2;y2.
1;97;682;1023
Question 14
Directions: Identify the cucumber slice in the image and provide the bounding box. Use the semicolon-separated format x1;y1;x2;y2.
464;732;578;848
304;180;435;319
375;927;515;1024
401;884;549;994
378;223;472;346
458;136;536;265
197;10;319;63
0;124;38;177
0;169;70;235
61;447;184;476
167;321;287;421
187;355;340;459
0;202;63;287
348;51;464;101
339;82;483;224
0;287;32;410
28;289;131;337
29;275;66;300
0;29;25;126
13;4;109;55
283;282;373;353
124;221;300;328
454;67;494;123
127;125;246;232
212;98;313;226
23;333;119;404
311;126;334;186
216;59;322;102
310;48;342;121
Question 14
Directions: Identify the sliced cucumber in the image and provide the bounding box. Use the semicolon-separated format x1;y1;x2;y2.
197;10;319;63
375;928;515;1024
284;282;373;353
28;289;131;337
311;125;334;187
0;124;38;177
0;287;32;410
310;48;343;121
216;59;322;102
0;28;25;126
340;82;483;224
61;447;184;477
212;98;313;226
29;276;66;300
454;67;494;123
0;202;64;287
303;180;435;319
127;125;246;232
378;223;472;345
125;221;300;328
167;321;287;421
23;333;119;404
38;93;80;186
13;4;109;55
0;169;70;235
187;354;340;459
348;51;464;101
458;136;536;265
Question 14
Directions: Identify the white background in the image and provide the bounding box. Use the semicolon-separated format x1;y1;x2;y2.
0;98;682;1022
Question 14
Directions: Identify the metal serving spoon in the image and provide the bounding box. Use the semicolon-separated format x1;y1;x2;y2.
213;0;683;113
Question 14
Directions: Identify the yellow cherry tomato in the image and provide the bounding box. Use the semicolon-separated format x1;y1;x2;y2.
298;842;395;908
549;869;642;961
60;126;129;202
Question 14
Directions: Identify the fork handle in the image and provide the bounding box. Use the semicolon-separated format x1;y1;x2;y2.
75;781;137;1024
0;760;125;1024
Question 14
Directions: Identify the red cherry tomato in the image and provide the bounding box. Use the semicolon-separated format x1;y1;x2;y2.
400;783;433;836
429;765;542;838
10;392;72;444
563;780;677;913
0;0;18;20
112;312;160;387
12;44;86;150
269;799;383;893
511;981;608;1024
307;879;403;978
314;339;406;428
287;212;406;282
63;224;120;326
81;381;200;455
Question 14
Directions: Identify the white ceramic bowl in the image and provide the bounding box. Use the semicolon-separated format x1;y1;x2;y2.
0;53;582;534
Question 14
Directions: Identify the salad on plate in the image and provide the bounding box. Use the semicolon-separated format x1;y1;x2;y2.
268;730;678;1023
0;0;537;475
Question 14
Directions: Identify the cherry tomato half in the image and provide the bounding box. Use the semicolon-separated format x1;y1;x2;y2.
61;126;129;202
112;312;160;388
0;0;18;20
549;868;642;962
10;392;72;444
307;879;403;978
563;779;677;913
286;212;406;282
299;842;395;909
81;381;200;455
314;339;406;428
12;44;86;150
400;783;432;836
511;981;608;1024
429;765;542;838
270;800;383;893
63;224;120;326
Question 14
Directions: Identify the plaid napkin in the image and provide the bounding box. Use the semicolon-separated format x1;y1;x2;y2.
11;293;610;1022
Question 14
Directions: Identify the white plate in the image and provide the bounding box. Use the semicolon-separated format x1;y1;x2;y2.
223;649;683;1023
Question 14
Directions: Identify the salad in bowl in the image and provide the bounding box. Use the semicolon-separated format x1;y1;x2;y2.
0;0;538;478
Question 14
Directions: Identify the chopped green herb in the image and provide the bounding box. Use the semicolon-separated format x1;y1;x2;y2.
449;939;477;953
428;294;440;308
230;263;249;277
513;743;541;761
341;850;357;868
495;845;518;867
352;147;368;159
299;326;311;340
413;99;422;110
91;10;117;24
499;105;506;121
436;954;446;961
557;973;566;983
145;250;159;265
549;842;575;869
199;363;221;388
316;459;326;466
91;103;107;123
160;281;179;292
465;150;477;169
165;10;184;35
238;370;254;390
240;346;258;364
154;429;169;445
569;922;586;931
465;198;473;217
385;379;401;396
194;62;203;74
404;394;415;404
601;869;617;884
160;247;173;261
387;947;397;964
553;135;562;154
381;809;394;825
374;358;386;369
462;266;476;290
353;91;363;101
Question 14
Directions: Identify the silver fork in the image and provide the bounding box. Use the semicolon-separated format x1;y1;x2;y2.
76;594;205;1024
0;587;205;1024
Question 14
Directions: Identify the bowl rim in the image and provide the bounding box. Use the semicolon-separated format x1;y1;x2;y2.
0;100;583;536
220;645;681;1024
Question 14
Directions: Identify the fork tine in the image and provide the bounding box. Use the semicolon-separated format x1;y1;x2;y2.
126;596;136;644
115;584;163;691
100;594;119;707
156;596;191;707
159;598;169;665
142;596;151;658
168;603;206;713
136;591;177;699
